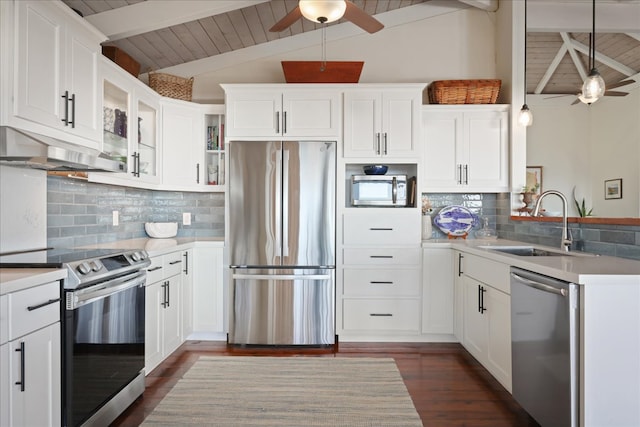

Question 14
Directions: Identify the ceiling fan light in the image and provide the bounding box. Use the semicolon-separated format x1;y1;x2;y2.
518;104;533;126
299;0;347;24
581;68;606;101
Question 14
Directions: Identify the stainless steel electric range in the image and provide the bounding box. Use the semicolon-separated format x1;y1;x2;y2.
0;247;151;427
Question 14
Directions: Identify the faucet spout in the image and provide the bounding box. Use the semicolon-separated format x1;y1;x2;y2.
532;190;572;252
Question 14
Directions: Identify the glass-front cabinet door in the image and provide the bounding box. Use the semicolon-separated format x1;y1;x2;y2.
103;80;130;169
135;92;159;182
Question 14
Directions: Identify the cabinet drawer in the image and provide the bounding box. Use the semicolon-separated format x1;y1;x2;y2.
343;248;421;266
164;252;184;277
343;268;421;297
146;256;165;284
462;253;510;294
343;212;420;245
9;281;60;340
343;299;420;332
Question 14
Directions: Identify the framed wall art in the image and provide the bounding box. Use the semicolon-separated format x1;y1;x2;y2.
525;166;543;195
604;178;622;200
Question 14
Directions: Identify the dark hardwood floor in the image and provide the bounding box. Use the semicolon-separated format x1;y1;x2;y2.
111;341;540;427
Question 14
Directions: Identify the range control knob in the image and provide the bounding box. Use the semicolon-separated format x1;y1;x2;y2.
90;261;102;272
137;251;147;260
77;262;91;275
131;252;141;262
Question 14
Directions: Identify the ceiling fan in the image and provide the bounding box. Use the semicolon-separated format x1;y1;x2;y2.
570;78;635;105
269;0;384;34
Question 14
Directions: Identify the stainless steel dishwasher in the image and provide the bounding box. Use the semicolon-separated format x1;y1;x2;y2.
510;267;580;427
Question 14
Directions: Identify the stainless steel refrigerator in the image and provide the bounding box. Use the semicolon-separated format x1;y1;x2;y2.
228;140;336;346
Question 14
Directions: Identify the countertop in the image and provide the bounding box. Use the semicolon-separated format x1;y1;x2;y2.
0;268;67;295
422;238;640;284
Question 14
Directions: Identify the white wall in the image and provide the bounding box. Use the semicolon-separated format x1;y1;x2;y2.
527;87;639;217
191;8;497;103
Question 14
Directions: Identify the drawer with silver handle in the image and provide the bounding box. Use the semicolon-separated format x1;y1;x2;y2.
8;281;61;340
343;248;421;266
342;299;420;332
343;268;421;297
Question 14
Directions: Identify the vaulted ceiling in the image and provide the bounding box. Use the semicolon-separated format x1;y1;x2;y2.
61;0;640;95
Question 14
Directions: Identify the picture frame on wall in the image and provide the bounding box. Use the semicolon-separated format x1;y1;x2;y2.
604;178;622;200
525;166;543;195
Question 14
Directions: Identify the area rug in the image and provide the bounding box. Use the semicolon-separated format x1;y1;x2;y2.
141;356;422;426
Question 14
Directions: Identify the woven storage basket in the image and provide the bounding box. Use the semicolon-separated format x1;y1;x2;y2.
428;79;501;104
149;72;194;101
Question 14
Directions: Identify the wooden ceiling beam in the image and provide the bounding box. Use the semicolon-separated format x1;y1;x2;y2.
86;0;270;41
528;1;640;33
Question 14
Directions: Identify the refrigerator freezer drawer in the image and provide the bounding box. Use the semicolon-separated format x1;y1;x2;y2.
229;269;335;346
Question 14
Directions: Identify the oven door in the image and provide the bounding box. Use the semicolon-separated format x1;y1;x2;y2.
63;271;146;427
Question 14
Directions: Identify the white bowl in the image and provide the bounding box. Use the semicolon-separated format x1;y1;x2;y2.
145;222;178;238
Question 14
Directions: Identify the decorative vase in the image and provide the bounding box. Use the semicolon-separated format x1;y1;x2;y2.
422;214;432;240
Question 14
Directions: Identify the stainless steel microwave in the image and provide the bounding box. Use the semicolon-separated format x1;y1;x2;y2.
351;174;408;207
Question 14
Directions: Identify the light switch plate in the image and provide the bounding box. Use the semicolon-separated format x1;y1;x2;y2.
183;212;191;225
112;210;119;226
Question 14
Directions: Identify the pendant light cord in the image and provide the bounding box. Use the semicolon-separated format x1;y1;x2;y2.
320;24;327;72
591;0;596;70
523;0;527;102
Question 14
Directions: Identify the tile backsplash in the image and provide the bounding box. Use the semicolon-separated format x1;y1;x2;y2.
47;176;224;248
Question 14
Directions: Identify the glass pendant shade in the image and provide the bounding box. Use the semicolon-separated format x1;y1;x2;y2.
299;0;347;23
518;104;533;126
581;68;606;103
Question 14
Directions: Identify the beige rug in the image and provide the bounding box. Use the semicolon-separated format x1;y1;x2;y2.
141;356;422;426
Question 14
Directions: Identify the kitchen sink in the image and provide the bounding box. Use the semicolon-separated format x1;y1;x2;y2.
481;246;570;257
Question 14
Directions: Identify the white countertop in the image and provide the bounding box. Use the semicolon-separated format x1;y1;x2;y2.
0;268;67;295
80;237;224;257
422;238;640;284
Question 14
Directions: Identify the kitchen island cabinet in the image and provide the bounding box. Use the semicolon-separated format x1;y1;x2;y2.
421;247;454;336
1;0;105;151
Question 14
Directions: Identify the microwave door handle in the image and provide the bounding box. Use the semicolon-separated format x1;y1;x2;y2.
392;176;397;204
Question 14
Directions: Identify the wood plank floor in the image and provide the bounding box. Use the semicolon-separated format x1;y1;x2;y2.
111;341;540;427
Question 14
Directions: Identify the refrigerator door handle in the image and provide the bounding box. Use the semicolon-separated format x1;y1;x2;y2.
233;273;331;280
282;148;290;257
275;149;283;258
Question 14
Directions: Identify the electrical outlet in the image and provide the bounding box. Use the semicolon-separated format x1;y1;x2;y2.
112;210;119;226
183;212;191;225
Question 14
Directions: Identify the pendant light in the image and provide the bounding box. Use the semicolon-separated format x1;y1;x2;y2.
518;0;533;126
580;0;606;104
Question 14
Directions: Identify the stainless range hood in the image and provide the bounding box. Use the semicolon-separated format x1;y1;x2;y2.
0;126;126;172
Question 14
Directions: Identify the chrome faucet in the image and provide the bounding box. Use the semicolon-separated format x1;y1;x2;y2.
532;190;572;252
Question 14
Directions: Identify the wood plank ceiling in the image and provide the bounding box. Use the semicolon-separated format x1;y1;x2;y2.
61;0;640;95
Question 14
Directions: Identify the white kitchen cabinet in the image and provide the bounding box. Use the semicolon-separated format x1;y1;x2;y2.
340;209;422;338
421;247;454;335
4;0;105;150
459;252;511;392
343;86;422;159
90;57;161;187
222;85;341;138
453;251;465;342
192;245;225;338
203;104;226;190
161;98;205;188
145;252;183;374
0;281;61;427
181;249;193;339
421;105;509;192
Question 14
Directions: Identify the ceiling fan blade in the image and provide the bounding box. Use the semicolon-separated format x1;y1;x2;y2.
607;79;635;90
344;1;384;34
269;5;302;32
604;90;628;97
571;98;581;105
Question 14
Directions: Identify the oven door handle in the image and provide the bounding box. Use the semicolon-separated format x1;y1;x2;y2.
68;271;146;309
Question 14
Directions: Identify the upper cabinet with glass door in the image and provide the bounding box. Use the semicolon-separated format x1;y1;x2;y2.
203;104;225;191
89;57;160;187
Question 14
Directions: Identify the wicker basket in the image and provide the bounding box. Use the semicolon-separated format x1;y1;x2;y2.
428;80;501;104
149;72;194;101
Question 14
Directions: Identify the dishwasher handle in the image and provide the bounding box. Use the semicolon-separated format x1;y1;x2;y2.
511;272;567;297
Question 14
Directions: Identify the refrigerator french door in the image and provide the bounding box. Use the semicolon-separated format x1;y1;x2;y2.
228;140;336;345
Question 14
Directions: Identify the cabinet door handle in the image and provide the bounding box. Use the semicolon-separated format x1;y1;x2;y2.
375;133;381;155
148;266;163;272
61;91;70;126
370;313;393;317
479;285;487;314
370;281;393;285
166;280;170;308
169;260;182;265
27;298;61;311
196;163;200;184
464;164;469;185
161;281;168;308
457;164;462;184
15;342;25;392
458;253;464;276
276;111;280;134
383;132;388;155
283;111;287;134
70;93;76;128
369;227;393;231
183;252;189;275
370;255;393;259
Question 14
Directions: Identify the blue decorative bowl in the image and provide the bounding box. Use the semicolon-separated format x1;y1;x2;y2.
363;165;388;175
